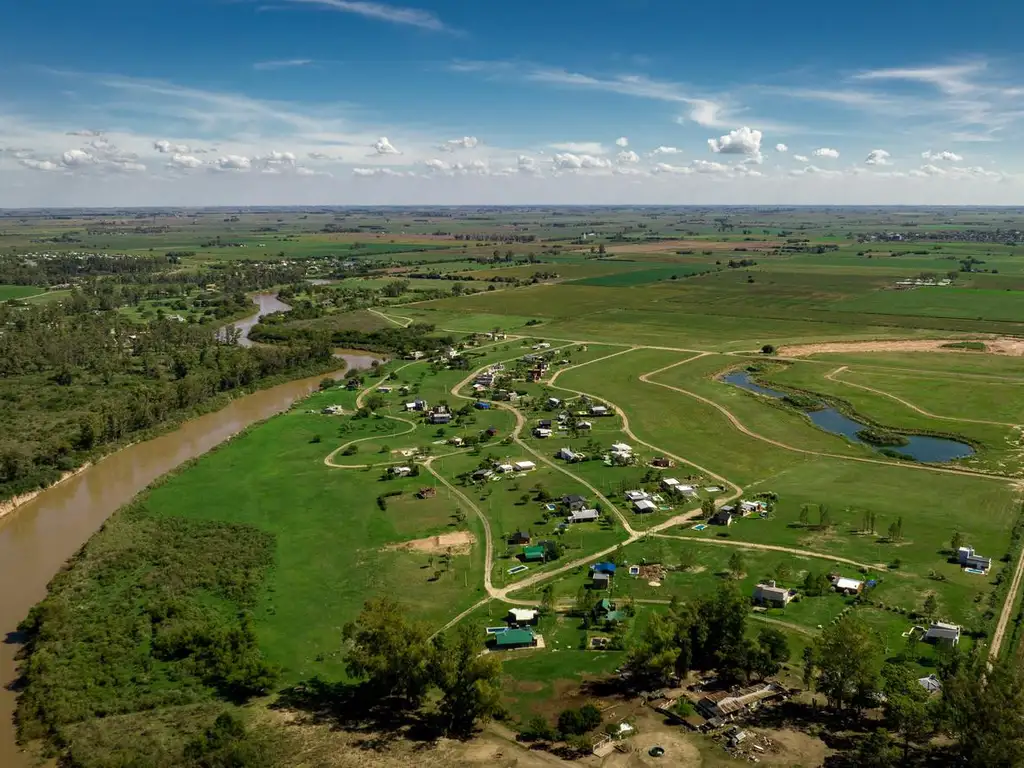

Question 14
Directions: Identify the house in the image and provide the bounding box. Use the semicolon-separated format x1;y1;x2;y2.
494;462;514;473
753;581;793;607
624;490;649;502
404;399;427;412
924;622;961;647
474;401;492;410
958;546;992;573
508;530;531;545
390;466;412;477
918;674;943;694
592;598;628;624
711;507;737;526
447;436;464;447
696;683;785;722
557;447;585;462
633;499;658;514
507;608;538;626
590;405;609;416
740;500;767;516
547;397;561;408
651;456;673;468
591;562;617;575
567;508;600;523
538;419;553;429
562;494;588;510
522;545;546;562
346;379;360;390
377;386;392;394
407;350;425;360
430;412;452;424
591;572;611;590
577;421;593;431
321;405;344;415
475;373;495;387
514;460;536;472
533;427;553;438
492;627;537;650
662;478;682;492
610;443;633;455
471;468;494;481
833;577;864;595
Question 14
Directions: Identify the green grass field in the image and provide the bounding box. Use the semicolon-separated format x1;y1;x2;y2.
0;284;44;300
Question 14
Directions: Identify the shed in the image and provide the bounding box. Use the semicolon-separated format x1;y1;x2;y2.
514;460;536;471
522;545;546;562
507;608;538;625
508;530;531;545
633;499;658;514
474;401;491;410
592;562;617;575
591;572;611;589
833;577;864;595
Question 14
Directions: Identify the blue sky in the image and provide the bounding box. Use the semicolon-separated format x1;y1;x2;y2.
2;0;1024;205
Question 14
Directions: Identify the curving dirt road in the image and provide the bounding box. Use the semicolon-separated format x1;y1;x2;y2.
650;532;881;572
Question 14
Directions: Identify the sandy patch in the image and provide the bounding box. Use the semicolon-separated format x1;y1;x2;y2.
606;239;780;254
778;337;1024;358
601;728;702;767
761;728;831;766
386;530;476;555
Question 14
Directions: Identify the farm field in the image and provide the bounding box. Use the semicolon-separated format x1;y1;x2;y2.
11;206;1024;768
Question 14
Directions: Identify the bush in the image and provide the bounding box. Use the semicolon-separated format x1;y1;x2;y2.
520;715;557;742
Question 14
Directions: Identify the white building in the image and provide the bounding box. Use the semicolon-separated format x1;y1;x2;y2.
514;460;537;472
624;489;649;502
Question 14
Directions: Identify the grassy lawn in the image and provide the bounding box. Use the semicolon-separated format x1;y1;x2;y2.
0;284;44;300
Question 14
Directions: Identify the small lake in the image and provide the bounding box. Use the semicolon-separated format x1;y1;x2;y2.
722;371;974;463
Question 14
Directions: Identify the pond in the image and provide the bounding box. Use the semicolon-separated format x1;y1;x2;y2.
721;371;974;463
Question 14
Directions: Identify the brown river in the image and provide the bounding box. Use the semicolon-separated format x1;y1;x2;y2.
0;295;380;766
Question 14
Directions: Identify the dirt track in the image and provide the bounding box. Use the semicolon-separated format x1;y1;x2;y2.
606;239;780;254
386;530;476;555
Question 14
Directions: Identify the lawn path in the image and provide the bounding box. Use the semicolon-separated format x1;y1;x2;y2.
825;366;1022;428
641;358;1020;483
991;533;1024;658
649;532;882;572
633;600;818;636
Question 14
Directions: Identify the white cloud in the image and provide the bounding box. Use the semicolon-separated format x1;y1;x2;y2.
812;147;840;159
284;0;453;33
154;139;190;154
651;162;691;175
864;149;891;166
352;167;409;177
517;155;540;174
253;59;314;71
688;100;726;128
790;164;842;178
707;126;763;163
424;158;490;176
167;153;203;169
438;136;479;151
18;158;60;171
615;136;629;147
550;141;605;154
257;150;297;168
775;143;788;153
61;149;95;167
551;152;612;170
616;150;640;164
691;159;730;174
853;62;984;96
308;151;333;160
371;136;400;155
66;129;102;137
651;146;682;156
214;155;252;171
793;154;809;162
922;149;963;162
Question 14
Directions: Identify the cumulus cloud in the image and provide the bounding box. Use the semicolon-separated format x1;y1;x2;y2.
812;147;840;159
18;158;60;171
61;149;95;168
615;136;629;147
775;143;788;153
864;149;891;166
708;126;763;163
651;146;682;156
691;159;731;174
352;167;408;177
424;158;490;176
517;155;540;174
922;150;963;162
371;136;400;155
793;154;809;162
790;164;842;178
616;150;640;164
257;151;298;171
438;136;479;151
167;153;204;169
307;151;333;160
66;129;102;137
552;152;612;170
214;155;252;171
154;140;191;154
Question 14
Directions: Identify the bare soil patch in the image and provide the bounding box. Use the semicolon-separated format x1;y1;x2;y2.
761;727;831;766
385;530;476;555
778;337;1024;358
606;239;780;254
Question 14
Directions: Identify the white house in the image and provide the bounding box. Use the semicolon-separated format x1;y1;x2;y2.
577;421;593;430
633;499;658;514
662;478;681;492
924;622;961;647
390;466;412;477
753;581;793;607
833;577;864;595
533;427;553;438
547;397;561;407
590;405;609;416
610;442;633;455
740;500;767;515
507;608;538;625
514;460;537;472
557;447;584;462
494;463;515;473
567;508;600;523
624;490;649;502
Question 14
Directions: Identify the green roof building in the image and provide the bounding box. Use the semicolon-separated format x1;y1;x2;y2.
493;628;537;649
522;545;546;562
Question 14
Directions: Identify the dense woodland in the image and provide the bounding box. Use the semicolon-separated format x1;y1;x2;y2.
0;274;334;502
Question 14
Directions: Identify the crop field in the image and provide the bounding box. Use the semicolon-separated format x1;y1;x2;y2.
14;206;1024;768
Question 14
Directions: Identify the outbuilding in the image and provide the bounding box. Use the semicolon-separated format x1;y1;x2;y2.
633;499;658;514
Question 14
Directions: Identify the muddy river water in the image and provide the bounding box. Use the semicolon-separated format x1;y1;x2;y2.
0;295;379;766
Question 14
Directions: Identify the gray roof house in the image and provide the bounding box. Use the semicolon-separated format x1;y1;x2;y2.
567;508;600;523
752;581;793;607
924;622;961;647
958;546;991;572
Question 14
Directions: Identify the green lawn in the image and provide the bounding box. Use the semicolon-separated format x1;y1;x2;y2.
0;284;44;300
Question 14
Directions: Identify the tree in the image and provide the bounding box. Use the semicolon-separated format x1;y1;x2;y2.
802;570;830;597
728;550;745;578
700;498;716;519
922;593;937;616
950;530;964;553
761;344;775;355
758;627;790;665
809;614;879;714
888;521;901;543
857;728;898;768
342;597;432;707
520;715;557;742
943;653;1024;766
430;624;503;737
540;584;556;614
798;504;810;526
881;661;933;762
773;561;792;584
623;611;679;686
818;504;831;529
